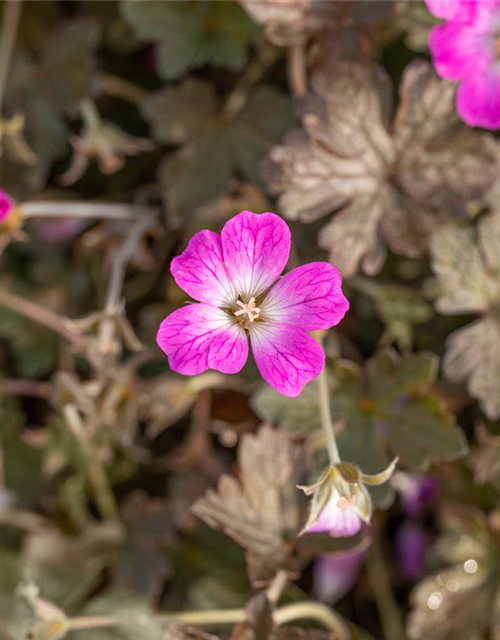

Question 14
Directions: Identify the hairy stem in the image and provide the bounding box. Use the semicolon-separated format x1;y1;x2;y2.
63;404;121;524
316;363;340;464
367;535;405;640
0;0;23;114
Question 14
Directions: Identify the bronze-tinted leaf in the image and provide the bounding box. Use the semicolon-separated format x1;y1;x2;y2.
430;212;500;418
264;60;496;276
193;426;308;585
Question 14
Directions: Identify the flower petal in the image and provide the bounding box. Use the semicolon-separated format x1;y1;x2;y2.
429;22;492;80
457;68;500;129
261;262;349;331
171;230;237;307
425;0;477;21
306;491;362;537
221;210;291;300
250;322;324;397
157;303;248;375
0;189;14;223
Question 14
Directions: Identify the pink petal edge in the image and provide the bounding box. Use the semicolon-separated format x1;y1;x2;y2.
171;229;237;307
221;210;291;300
0;189;13;223
306;492;362;538
250;321;325;397
424;0;477;22
157;303;248;376
429;22;493;81
457;69;500;129
262;262;349;331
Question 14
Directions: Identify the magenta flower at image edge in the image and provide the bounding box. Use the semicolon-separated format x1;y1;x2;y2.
156;210;349;397
0;188;14;223
425;0;500;129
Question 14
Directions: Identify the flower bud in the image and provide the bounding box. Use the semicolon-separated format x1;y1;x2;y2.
299;459;397;537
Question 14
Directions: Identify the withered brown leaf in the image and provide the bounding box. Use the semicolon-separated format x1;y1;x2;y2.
192;425;308;585
264;59;496;277
430;212;500;419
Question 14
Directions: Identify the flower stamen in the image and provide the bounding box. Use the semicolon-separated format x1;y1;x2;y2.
337;496;357;511
234;297;261;324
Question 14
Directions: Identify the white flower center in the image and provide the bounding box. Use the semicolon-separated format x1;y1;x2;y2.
234;297;261;324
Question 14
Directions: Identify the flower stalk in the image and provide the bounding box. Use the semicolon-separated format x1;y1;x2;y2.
316;351;341;464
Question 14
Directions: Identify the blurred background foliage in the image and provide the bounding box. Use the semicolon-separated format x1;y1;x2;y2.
0;1;499;639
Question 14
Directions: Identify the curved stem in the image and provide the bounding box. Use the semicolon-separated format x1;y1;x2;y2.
156;602;348;637
0;0;23;114
276;603;350;640
316;364;340;464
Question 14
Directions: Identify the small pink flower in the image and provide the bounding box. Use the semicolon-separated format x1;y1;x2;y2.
157;210;349;397
0;188;14;223
305;487;365;537
300;461;397;538
425;0;500;129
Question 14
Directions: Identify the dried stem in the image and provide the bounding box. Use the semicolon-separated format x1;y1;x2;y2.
316;361;340;464
287;42;307;97
63;404;121;524
267;569;289;605
97;73;148;105
0;288;85;348
0;0;23;114
4;378;51;398
23;201;155;222
367;535;405;640
97;214;155;353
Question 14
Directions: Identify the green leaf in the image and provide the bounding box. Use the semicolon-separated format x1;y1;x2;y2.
142;79;294;219
251;383;320;434
122;0;259;80
332;349;468;471
353;279;433;349
39;20;101;117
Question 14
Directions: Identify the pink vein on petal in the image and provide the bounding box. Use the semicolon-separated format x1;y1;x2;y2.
156;303;248;376
250;321;325;397
171;229;237;307
221;211;291;300
262;262;349;331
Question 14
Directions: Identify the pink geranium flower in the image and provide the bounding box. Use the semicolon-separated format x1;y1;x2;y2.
156;210;349;397
426;0;500;129
0;188;14;223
